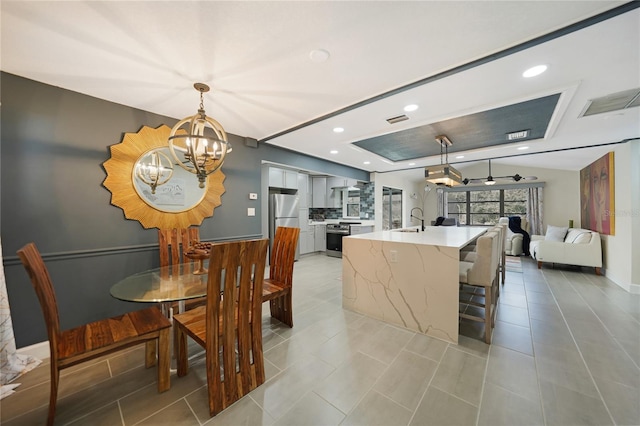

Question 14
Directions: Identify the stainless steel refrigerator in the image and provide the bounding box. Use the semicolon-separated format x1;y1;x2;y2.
269;194;300;260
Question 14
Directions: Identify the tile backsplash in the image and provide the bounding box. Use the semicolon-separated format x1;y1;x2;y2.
307;181;375;221
309;208;342;220
360;182;375;219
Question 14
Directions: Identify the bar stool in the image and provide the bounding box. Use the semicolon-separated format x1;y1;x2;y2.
458;231;500;344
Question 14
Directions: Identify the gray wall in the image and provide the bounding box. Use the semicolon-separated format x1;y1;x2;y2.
1;72;368;347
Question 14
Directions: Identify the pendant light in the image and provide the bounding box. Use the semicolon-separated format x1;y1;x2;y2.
135;149;174;194
168;83;232;188
424;135;462;187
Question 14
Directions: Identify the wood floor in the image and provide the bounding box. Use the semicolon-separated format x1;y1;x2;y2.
2;254;639;425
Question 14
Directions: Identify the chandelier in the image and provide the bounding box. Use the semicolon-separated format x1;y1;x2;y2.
424;135;462;187
168;83;232;188
135;149;174;194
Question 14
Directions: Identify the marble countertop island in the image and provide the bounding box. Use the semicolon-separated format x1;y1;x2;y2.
342;226;486;343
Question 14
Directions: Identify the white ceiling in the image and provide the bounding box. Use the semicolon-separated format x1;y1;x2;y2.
2;1;639;182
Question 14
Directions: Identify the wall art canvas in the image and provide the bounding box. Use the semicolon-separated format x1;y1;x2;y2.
580;152;615;235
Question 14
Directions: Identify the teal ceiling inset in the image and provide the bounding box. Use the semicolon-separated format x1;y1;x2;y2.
352;94;561;162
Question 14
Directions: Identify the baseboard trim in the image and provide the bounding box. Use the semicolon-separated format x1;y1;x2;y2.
605;270;640;294
17;341;50;361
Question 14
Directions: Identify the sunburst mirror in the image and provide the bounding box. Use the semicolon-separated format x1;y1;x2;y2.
103;125;225;229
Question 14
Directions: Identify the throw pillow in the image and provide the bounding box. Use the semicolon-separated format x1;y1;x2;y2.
572;232;592;244
545;225;568;242
565;229;583;242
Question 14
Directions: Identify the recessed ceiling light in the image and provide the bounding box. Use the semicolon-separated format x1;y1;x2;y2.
333;127;344;133
363;161;371;165
522;65;547;78
404;104;419;112
330;150;338;154
309;49;330;63
408;162;416;166
456;155;465;159
517;146;529;150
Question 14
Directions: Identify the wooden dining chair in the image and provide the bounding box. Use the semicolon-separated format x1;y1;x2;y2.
262;226;300;327
158;227;206;312
158;227;200;268
17;243;171;426
172;238;269;417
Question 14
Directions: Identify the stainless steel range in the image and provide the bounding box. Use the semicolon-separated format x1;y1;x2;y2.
326;222;361;258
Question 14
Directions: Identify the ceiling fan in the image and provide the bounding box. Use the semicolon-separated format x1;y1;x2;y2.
462;159;538;185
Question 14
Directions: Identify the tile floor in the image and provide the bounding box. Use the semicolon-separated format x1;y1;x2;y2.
2;253;639;425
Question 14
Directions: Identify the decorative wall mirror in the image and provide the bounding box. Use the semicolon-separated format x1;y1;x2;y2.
103;125;225;229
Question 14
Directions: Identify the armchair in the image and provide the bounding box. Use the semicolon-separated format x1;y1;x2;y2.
497;217;529;256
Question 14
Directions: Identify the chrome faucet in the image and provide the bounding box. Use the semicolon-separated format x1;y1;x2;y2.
410;207;425;231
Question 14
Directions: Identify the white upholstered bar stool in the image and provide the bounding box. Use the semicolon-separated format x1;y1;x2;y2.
461;224;505;285
458;231;500;344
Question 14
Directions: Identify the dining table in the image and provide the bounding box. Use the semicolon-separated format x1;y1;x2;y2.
110;262;208;318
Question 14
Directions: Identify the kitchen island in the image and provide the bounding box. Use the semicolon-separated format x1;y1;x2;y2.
342;226;486;343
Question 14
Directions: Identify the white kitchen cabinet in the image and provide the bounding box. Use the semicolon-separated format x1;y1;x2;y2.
269;167;298;189
307;174;313;208
299;209;310;255
297;174;309;208
313;177;348;208
314;224;326;252
350;225;374;235
301;225;315;254
299;231;310;255
299;208;309;231
312;177;328;208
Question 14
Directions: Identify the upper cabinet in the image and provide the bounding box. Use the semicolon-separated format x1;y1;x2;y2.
312;177;328;208
297;173;310;208
312;176;362;208
269;167;298;189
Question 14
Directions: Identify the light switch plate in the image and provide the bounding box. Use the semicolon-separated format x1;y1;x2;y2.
249;193;258;200
247;207;256;216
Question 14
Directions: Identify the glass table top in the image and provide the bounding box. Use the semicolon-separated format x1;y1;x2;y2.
110;263;208;303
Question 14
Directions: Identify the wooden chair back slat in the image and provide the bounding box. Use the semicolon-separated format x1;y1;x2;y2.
261;227;299;327
16;243;61;363
175;238;268;417
269;227;300;288
207;238;268;411
158;227;200;267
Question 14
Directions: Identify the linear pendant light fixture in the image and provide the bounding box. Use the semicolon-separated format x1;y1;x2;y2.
462;159;538;185
424;135;462;187
168;83;232;188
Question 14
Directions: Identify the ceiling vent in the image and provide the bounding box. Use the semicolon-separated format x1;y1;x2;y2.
506;129;530;140
580;87;640;117
386;114;409;124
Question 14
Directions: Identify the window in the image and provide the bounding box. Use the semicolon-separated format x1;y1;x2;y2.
446;188;527;225
344;190;360;218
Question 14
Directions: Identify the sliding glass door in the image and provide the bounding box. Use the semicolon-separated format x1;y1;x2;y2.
382;187;402;230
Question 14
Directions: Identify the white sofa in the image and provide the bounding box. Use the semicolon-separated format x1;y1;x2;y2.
529;226;602;275
497;217;529;256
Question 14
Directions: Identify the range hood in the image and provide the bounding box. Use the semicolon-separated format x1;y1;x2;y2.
331;181;368;190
